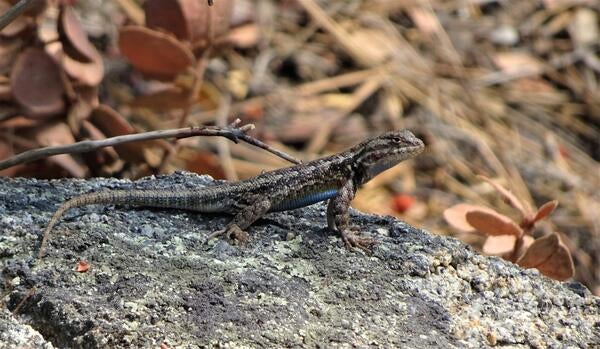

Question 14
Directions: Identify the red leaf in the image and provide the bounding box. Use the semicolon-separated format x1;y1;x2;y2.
482;235;516;255
517;233;574;281
10;48;65;117
118;26;194;81
443;204;497;233
76;260;90;272
466;209;522;236
533;200;558;223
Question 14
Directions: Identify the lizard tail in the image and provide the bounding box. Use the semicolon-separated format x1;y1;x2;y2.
38;190;157;259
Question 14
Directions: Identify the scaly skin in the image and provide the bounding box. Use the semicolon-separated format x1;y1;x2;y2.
39;130;424;257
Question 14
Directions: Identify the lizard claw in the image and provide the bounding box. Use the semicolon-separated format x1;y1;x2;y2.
203;224;249;245
340;230;375;253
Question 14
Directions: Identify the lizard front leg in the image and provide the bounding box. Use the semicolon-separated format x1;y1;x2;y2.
205;199;271;244
327;180;375;251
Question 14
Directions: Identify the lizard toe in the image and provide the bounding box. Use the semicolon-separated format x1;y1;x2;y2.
204;224;249;245
341;230;375;253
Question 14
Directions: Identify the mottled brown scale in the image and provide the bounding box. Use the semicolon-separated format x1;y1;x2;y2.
39;130;424;257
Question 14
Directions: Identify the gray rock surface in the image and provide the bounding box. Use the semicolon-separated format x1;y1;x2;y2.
0;173;598;348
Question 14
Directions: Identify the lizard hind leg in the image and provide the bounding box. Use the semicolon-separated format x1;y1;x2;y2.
203;199;271;245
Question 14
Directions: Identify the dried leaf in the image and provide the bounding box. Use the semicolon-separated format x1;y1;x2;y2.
67;98;93;135
466;209;523;237
518;233;574;281
46;42;104;86
533;200;558;223
90;104;146;163
58;6;99;63
0;39;23;74
10;47;65;117
118;26;194;81
0;78;11;101
407;7;442;35
478;175;529;217
482;235;516;255
517;233;560;268
144;0;233;42
347;28;396;64
536;243;575;281
224;23;259;49
35;122;86;178
492;52;544;76
569;8;598;47
183;149;225;179
0;115;42;129
129;86;189;111
443;204;498;233
76;260;90;272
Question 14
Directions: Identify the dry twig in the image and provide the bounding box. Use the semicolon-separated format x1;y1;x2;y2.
0;0;41;31
0;120;300;171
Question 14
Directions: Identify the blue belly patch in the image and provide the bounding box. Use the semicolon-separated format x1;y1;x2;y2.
272;189;338;211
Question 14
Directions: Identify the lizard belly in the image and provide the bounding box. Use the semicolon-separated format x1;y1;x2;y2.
271;188;338;212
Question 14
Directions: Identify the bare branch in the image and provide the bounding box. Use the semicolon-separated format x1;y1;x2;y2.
0;0;41;31
0;120;301;170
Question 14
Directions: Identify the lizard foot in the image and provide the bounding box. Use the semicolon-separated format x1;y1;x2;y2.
204;224;249;245
340;229;375;253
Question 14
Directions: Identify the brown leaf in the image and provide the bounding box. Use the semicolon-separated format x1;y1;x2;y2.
35;122;87;178
518;233;574;281
492;52;544;75
466;209;523;236
516;233;560;268
74;85;99;108
347;28;396;64
10;47;65;117
67;98;93;135
536;243;575;281
182;149;225;179
533;200;558;223
443;204;498;233
144;0;233;42
223;23;259;49
79;120;119;167
0;39;23;74
0;78;11;101
407;7;442;35
129;86;189;111
46;42;104;86
0;115;42;129
58;6;99;63
118;26;195;81
482;235;517;255
478;175;530;217
90;104;147;163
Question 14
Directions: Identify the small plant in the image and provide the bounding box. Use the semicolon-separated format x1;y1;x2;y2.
444;175;574;281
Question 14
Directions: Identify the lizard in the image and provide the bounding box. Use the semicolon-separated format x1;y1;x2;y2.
38;130;424;258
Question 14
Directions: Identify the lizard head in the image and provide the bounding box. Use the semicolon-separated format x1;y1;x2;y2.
353;129;424;184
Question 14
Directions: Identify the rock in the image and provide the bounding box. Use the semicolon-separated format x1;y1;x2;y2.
0;173;598;348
